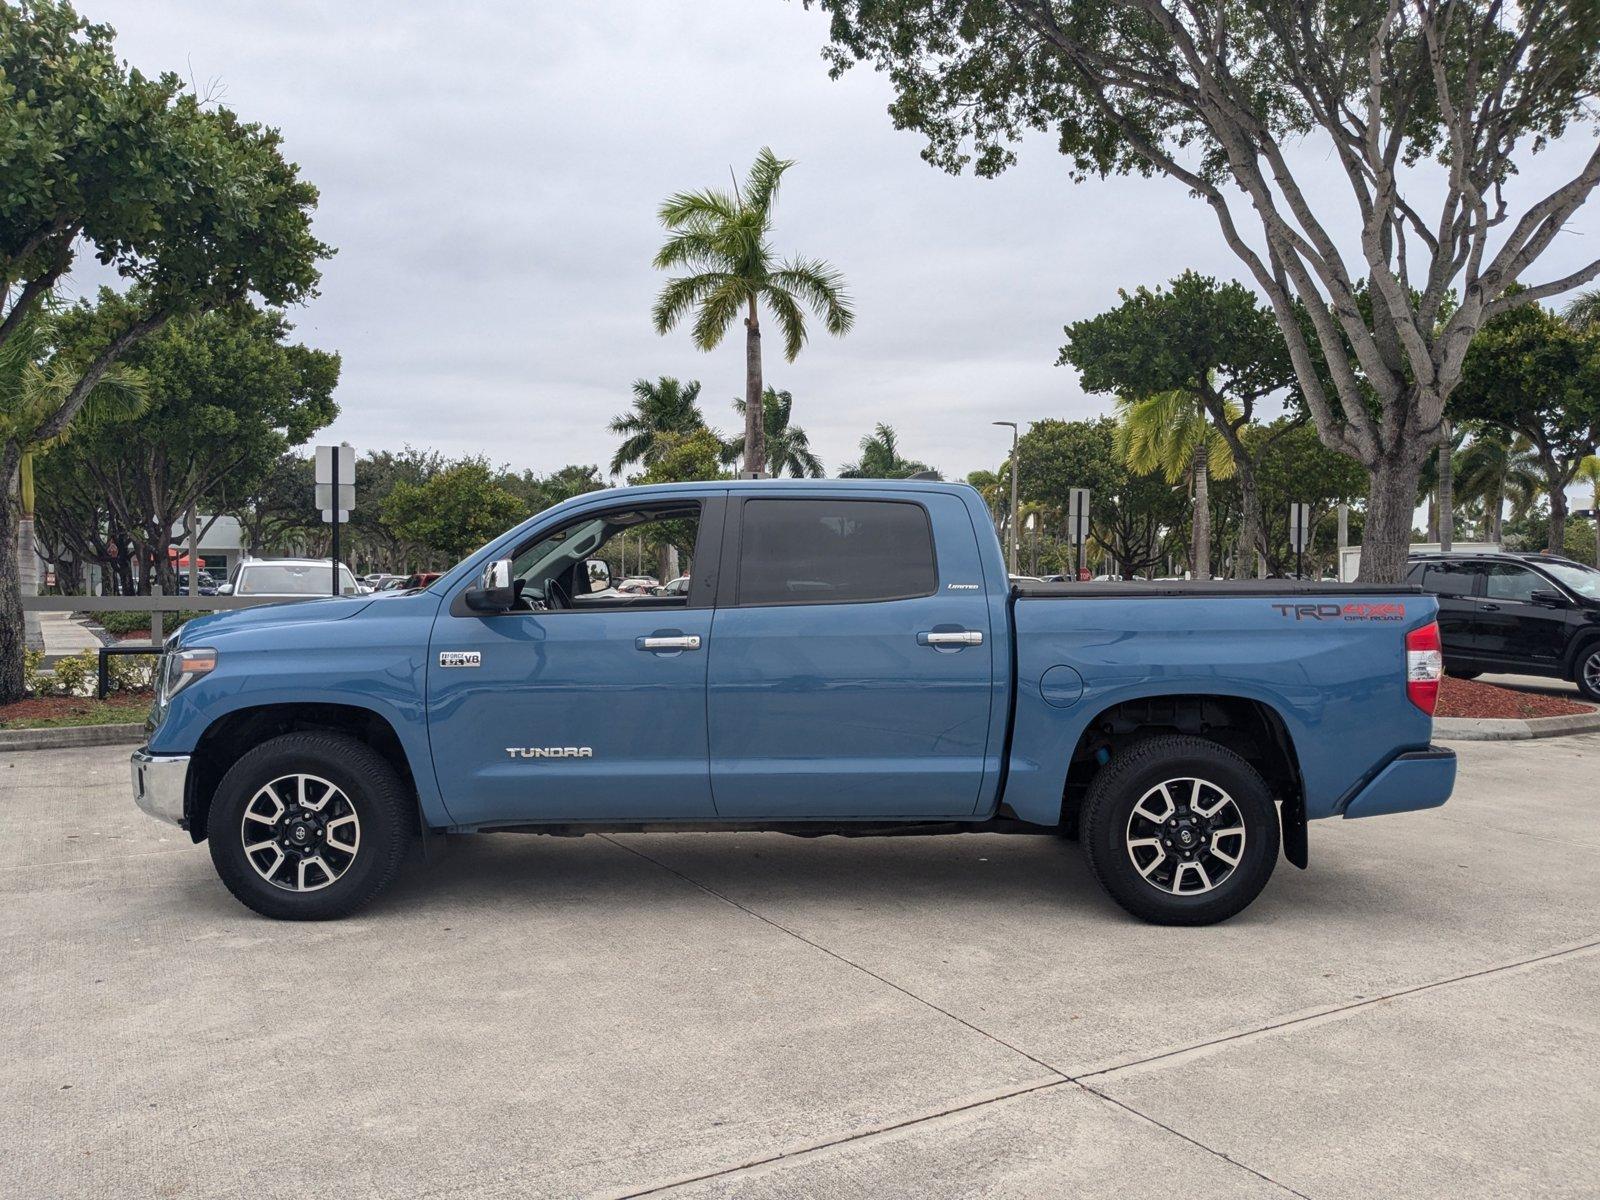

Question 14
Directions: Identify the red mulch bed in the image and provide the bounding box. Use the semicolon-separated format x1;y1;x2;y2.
1438;675;1594;720
0;690;154;723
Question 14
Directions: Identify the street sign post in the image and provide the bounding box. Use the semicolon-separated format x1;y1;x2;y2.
1066;488;1091;578
315;443;356;596
1288;502;1313;580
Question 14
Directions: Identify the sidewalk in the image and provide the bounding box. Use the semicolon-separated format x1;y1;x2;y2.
37;611;105;664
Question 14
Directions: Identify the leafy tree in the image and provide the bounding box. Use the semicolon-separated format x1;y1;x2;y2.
724;388;823;477
380;459;527;565
608;377;709;474
0;0;330;699
965;467;1008;536
630;429;731;580
1014;417;1180;578
838;423;939;479
1450;304;1600;552
1114;391;1235;578
519;464;607;511
809;0;1600;581
1246;420;1368;576
46;295;339;592
652;148;852;476
1061;272;1296;575
0;306;144;637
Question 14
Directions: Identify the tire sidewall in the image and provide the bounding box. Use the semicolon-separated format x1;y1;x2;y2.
208;734;406;920
1577;646;1600;702
1085;739;1278;925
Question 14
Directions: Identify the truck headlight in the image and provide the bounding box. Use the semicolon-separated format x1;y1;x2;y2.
160;648;217;702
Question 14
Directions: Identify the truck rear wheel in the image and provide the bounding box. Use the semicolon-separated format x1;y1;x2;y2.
208;732;413;920
1080;735;1278;925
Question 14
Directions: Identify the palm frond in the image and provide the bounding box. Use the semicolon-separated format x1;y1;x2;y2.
771;257;855;337
761;283;807;361
742;147;793;219
658;187;740;230
690;277;748;351
652;272;726;335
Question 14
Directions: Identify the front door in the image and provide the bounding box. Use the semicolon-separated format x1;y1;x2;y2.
428;498;722;827
706;493;995;819
1475;562;1570;666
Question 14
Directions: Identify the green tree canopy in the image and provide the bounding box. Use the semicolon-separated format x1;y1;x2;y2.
380;459;527;565
43;292;339;591
1450;304;1600;552
809;0;1600;581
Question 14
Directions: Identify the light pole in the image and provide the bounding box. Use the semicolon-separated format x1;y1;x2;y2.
993;421;1019;575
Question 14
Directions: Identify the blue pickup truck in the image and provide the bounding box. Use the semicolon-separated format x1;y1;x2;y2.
131;480;1456;925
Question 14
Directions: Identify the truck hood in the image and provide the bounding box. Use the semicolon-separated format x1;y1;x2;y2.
177;596;376;643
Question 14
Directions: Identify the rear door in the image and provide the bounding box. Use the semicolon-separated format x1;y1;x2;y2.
1410;560;1487;662
705;492;995;819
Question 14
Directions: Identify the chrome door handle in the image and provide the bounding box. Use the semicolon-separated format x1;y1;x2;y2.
922;630;983;647
637;635;701;651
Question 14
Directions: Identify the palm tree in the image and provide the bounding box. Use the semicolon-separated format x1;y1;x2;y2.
966;467;1009;537
838;424;940;480
724;388;823;478
1563;288;1600;332
652;148;853;477
0;310;146;647
1115;390;1235;579
1453;429;1543;545
1576;455;1600;567
607;377;708;475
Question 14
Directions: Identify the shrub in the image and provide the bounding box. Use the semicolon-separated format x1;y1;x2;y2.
84;610;206;638
48;652;97;697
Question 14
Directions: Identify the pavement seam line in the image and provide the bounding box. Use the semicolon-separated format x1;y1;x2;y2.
597;836;1314;1200
609;1078;1071;1199
596;834;1069;1079
1079;936;1600;1082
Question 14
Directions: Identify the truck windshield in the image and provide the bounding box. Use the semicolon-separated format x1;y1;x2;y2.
238;564;361;595
1542;560;1600;599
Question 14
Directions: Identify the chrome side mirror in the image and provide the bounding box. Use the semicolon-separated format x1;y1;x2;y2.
585;558;612;594
465;558;515;612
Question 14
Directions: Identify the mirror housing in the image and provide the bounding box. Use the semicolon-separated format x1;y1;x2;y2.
1530;588;1569;607
464;559;515;611
215;582;234;595
585;558;612;594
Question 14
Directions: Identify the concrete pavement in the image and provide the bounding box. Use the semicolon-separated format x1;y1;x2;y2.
2;736;1596;1199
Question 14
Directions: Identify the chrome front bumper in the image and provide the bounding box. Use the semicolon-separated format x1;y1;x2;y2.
131;748;190;827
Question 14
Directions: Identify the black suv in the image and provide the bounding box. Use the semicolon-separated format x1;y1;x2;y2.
1405;551;1600;700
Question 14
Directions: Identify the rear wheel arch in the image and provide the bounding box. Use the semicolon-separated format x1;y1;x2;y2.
185;703;422;843
1057;693;1307;868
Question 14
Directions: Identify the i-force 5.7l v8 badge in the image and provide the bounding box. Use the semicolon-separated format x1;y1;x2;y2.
438;651;481;668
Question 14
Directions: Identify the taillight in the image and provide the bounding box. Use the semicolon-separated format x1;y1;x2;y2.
1406;621;1443;715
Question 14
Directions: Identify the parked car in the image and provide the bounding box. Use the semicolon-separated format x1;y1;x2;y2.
220;558;364;599
615;575;661;595
131;481;1454;925
177;570;221;597
657;575;691;597
1405;550;1600;699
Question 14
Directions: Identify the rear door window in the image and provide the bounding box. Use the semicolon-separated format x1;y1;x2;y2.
737;499;937;606
1484;564;1542;603
1415;562;1483;598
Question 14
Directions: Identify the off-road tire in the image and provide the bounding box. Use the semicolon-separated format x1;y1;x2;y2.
1081;735;1278;926
208;732;414;920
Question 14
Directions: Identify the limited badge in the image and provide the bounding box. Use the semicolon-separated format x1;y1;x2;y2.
439;651;481;668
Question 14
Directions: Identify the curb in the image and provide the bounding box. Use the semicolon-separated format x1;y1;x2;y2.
1435;708;1600;742
0;724;145;753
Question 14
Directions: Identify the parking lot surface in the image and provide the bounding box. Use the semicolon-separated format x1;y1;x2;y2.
3;736;1597;1199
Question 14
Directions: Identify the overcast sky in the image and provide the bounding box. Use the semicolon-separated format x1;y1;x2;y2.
74;1;1600;497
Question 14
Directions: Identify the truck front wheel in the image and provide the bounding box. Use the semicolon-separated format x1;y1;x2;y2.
208;732;414;920
1080;735;1278;926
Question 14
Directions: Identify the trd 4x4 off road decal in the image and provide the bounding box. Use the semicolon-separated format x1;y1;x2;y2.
1271;602;1407;622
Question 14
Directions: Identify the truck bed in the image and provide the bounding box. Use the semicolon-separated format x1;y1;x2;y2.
1013;580;1421;598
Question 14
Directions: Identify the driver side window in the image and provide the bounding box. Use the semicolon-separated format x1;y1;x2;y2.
508;501;703;611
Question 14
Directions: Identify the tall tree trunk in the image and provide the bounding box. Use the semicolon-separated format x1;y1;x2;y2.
1488;475;1505;545
743;295;765;477
1233;458;1264;579
1547;474;1569;554
1192;445;1211;580
17;450;42;650
1359;455;1426;583
0;440;27;703
1437;423;1454;552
